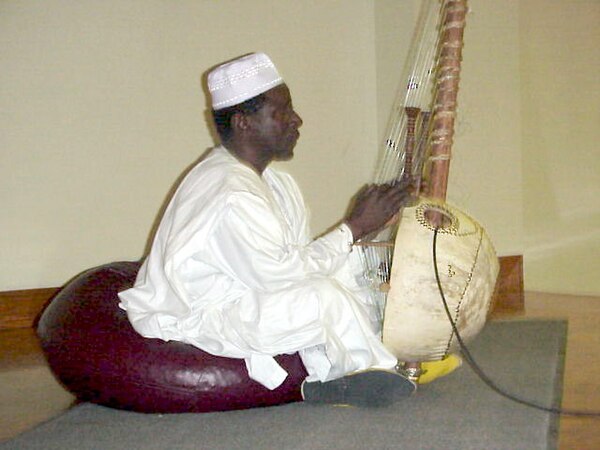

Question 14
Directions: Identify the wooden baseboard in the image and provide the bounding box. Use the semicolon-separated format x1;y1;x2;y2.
0;287;60;330
0;255;524;331
490;255;525;317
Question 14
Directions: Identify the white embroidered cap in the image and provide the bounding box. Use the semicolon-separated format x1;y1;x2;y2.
207;53;284;110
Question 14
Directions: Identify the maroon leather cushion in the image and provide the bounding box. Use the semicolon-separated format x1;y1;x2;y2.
37;261;307;413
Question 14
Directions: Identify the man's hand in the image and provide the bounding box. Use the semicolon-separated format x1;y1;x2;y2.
345;179;416;241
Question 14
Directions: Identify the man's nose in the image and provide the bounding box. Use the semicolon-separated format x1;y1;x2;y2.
293;111;303;128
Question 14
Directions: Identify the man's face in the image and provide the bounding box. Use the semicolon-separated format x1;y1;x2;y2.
247;84;303;162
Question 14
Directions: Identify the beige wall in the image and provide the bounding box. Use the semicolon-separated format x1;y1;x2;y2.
1;0;379;289
520;0;600;295
2;1;598;295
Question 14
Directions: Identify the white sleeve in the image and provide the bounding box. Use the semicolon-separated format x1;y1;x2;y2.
209;192;354;291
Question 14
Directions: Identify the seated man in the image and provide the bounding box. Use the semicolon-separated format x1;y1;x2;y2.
118;53;416;407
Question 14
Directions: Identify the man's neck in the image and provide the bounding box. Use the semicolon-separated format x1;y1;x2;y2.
223;142;270;174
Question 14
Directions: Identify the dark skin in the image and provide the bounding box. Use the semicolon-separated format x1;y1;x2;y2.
223;84;415;242
225;85;302;173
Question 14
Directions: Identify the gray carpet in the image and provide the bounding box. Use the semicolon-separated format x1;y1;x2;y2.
3;320;566;450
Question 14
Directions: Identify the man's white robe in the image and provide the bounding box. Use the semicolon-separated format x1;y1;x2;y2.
118;146;396;389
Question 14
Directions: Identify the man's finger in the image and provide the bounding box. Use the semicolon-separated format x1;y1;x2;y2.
384;212;400;228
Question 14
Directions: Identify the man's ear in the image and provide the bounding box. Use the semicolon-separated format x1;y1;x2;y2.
231;112;250;135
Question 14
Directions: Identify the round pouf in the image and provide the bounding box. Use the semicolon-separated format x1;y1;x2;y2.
37;261;307;413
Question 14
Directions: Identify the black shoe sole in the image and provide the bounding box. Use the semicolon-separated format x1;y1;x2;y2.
302;369;416;407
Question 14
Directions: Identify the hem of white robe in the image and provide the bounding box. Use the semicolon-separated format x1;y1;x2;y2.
245;341;398;390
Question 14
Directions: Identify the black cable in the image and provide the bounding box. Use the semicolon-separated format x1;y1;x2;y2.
432;228;600;417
